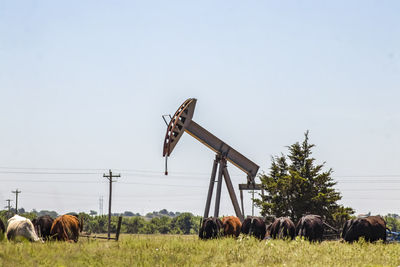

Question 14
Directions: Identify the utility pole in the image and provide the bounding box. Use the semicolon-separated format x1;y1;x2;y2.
5;199;12;218
103;169;120;240
252;189;255;216
12;189;21;214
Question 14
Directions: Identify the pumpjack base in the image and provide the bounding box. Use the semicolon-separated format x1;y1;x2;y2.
203;154;244;222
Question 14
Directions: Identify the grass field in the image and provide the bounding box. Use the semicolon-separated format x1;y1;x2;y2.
0;234;399;266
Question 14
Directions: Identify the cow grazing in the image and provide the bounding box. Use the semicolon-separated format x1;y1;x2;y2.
222;216;242;238
50;214;83;242
343;216;386;243
7;215;42;242
199;217;223;240
32;215;54;240
0;218;5;240
341;219;355;240
268;217;296;240
296;215;324;242
241;216;266;240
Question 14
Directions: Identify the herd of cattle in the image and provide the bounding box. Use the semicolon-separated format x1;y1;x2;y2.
0;214;82;242
0;213;388;243
200;214;388;243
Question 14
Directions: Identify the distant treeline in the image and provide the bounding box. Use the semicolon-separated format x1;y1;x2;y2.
2;208;182;220
0;209;201;235
81;212;201;234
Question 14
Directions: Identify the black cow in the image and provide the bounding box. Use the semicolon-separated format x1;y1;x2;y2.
241;216;266;240
341;219;355;239
0;218;5;240
199;217;223;240
296;215;324;242
32;215;54;240
268;217;296;240
343;216;386;243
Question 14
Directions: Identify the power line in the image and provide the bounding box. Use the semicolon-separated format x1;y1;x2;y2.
4;177;400;187
0;171;101;175
0;166;106;171
0;166;210;176
119;181;205;188
338;180;400;184
21;191;206;199
3;169;400;182
0;170;210;179
3;178;400;189
346;198;400;201
19;190;399;201
1;166;400;178
334;175;400;178
0;179;105;184
0;178;206;188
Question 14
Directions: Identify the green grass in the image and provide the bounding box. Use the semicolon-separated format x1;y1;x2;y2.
0;235;399;266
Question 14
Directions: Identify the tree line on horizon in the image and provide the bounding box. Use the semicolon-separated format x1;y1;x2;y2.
0;209;202;235
1;209;400;235
0;208;183;221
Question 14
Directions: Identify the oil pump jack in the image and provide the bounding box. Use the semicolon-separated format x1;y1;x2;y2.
163;98;260;221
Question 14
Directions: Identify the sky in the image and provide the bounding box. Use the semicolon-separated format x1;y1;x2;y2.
0;1;399;217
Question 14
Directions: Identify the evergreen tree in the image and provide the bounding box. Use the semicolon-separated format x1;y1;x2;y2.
255;131;354;227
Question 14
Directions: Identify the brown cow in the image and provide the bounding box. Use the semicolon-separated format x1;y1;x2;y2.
50;214;83;242
222;216;242;238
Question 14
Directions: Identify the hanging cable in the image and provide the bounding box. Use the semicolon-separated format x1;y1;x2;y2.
165;155;168;175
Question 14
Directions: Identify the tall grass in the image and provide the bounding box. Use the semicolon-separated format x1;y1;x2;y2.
0;235;399;266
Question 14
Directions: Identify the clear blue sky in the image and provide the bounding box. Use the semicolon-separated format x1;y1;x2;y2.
0;1;399;216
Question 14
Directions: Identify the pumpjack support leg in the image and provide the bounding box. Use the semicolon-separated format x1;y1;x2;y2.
222;160;244;222
203;154;245;222
203;155;219;218
240;189;244;218
213;157;224;218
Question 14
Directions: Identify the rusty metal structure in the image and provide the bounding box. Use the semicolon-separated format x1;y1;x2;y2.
163;98;260;221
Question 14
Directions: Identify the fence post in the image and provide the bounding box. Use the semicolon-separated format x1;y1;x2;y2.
115;216;122;241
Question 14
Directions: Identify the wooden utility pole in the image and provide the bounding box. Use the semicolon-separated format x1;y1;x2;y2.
12;189;21;214
252;189;255;216
5;199;12;218
103;169;120;240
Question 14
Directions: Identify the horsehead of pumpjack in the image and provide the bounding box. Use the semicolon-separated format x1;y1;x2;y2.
162;98;260;223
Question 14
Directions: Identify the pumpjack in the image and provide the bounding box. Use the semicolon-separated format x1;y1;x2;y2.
163;98;261;221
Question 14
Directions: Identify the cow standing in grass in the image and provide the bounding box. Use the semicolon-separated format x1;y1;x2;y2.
268;217;296;240
296;215;324;242
199;217;223;240
50;214;83;242
32;215;54;241
7;215;42;242
343;216;386;243
222;216;242;238
241;216;267;240
0;218;5;240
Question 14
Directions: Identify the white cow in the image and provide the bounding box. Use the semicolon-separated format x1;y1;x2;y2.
7;215;42;242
